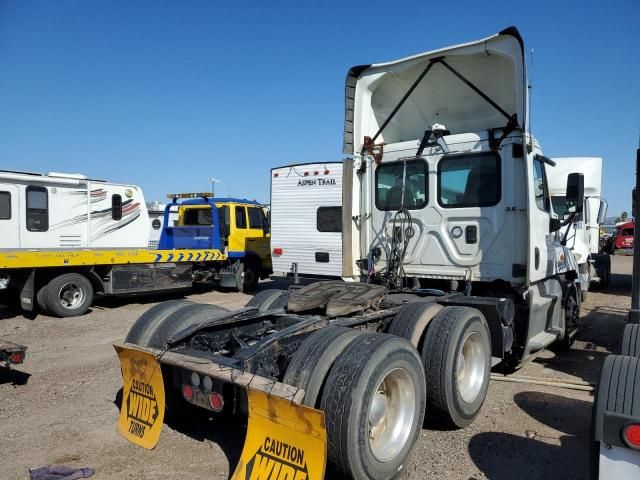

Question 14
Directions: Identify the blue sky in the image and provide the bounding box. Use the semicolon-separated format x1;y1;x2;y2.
0;0;638;217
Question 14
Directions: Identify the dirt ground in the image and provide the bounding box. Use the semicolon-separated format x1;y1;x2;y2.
0;256;633;479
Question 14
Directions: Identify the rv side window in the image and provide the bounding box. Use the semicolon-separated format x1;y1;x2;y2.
375;159;428;211
533;158;550;212
235;206;247;229
317;207;342;232
0;192;10;220
438;153;500;208
247;207;265;229
26;186;48;232
112;194;123;220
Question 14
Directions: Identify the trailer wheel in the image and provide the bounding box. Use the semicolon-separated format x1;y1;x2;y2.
591;355;640;478
620;324;640;357
245;289;288;314
125;300;195;345
283;326;362;407
388;301;442;348
44;273;94;317
421;306;491;428
320;333;426;479
132;303;230;349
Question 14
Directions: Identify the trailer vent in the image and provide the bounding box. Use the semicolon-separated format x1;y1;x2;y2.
59;235;81;248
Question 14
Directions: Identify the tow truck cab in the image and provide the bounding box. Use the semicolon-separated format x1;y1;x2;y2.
159;194;272;289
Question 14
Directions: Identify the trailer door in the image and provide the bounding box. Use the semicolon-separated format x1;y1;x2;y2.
0;185;20;248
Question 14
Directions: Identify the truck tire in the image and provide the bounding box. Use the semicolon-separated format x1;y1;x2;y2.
44;273;94;318
421;306;491;428
283;326;362;407
388;301;442;349
242;260;260;293
36;284;49;314
558;286;580;351
581;290;588;303
591;355;640;479
125;300;195;345
245;289;288;314
620;324;640;357
133;303;230;349
320;333;426;479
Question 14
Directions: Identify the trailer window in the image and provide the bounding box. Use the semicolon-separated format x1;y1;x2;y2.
438;153;500;208
317;206;342;232
26;186;48;232
0;192;10;219
375;159;427;211
235;206;247;228
111;194;123;220
247;207;266;229
183;207;213;226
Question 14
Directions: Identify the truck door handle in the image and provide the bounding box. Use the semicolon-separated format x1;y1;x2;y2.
535;247;540;269
465;226;477;244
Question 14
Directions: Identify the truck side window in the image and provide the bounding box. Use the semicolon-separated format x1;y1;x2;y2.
533;158;550;212
26;186;49;232
438;153;500;208
247;207;263;229
317;206;342;232
235;206;247;229
184;207;212;226
217;205;229;237
0;192;10;219
112;194;123;220
375;159;427;211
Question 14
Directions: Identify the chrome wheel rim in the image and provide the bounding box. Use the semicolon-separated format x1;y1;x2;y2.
457;332;486;403
368;368;416;462
59;283;84;309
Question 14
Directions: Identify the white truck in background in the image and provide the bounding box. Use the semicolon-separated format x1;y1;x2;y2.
270;162;344;279
548;157;611;299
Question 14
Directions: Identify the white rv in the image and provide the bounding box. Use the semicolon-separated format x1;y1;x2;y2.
0;170;149;250
548;157;610;298
270;162;343;278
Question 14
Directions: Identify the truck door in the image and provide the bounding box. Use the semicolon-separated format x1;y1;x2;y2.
0;185;20;248
245;206;271;265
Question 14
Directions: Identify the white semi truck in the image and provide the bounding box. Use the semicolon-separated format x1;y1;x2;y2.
548;157;611;300
115;27;588;480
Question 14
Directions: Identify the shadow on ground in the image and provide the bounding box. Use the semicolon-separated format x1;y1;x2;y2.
0;366;31;386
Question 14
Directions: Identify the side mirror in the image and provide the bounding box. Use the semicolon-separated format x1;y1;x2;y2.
550;218;562;232
566;173;584;214
597;199;608;225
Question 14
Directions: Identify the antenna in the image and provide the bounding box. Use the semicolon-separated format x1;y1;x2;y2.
208;177;221;196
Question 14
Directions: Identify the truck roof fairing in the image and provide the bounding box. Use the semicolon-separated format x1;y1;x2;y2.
548;157;603;197
343;27;527;155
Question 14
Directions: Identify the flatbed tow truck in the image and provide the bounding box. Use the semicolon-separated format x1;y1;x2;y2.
0;193;271;317
115;27;588;479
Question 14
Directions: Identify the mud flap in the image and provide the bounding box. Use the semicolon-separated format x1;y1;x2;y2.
231;389;327;480
115;345;165;450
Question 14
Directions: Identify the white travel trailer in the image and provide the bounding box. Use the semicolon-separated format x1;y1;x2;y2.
0;170;149;250
270;162;343;278
548;157;610;298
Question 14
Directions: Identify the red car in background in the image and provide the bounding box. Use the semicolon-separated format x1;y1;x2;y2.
613;221;634;252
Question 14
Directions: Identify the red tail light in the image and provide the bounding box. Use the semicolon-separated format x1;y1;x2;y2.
182;384;194;402
623;423;640;449
273;248;283;255
209;392;224;412
10;352;24;364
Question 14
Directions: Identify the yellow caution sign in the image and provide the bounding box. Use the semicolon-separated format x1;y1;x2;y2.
231;389;327;480
115;346;165;450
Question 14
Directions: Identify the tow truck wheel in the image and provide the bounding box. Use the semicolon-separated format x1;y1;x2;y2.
421;306;491;428
320;333;426;479
620;324;640;357
559;286;580;351
241;260;259;292
245;289;288;313
283;326;362;407
45;273;94;318
36;283;49;315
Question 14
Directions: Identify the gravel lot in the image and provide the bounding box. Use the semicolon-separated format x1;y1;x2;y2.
0;256;633;479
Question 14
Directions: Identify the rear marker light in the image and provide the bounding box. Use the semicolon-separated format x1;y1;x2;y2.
324;170;330;175
202;375;213;391
191;372;200;387
182;384;194;402
304;171;309;176
314;171;319;175
209;392;224;412
273;248;283;255
274;173;279;177
623;423;640;449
